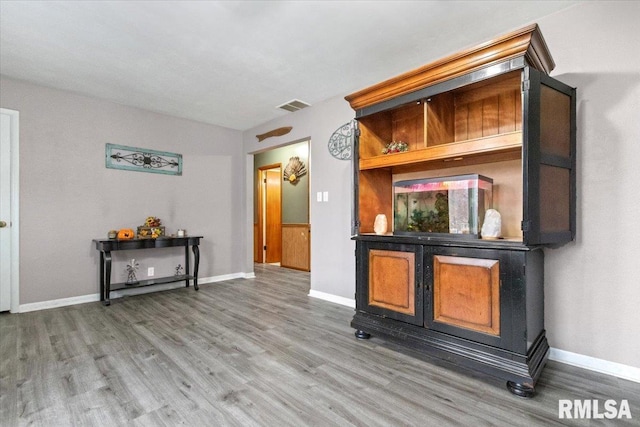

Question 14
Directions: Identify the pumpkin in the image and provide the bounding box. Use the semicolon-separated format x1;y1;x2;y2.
117;228;135;240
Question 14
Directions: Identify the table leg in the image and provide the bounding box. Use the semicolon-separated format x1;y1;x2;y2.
99;251;105;303
103;251;112;306
192;245;200;291
184;245;190;288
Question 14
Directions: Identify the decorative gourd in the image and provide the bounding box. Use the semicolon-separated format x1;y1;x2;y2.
117;228;135;240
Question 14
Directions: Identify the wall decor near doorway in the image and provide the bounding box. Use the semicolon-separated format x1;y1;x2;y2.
328;121;354;160
283;156;307;184
105;143;182;175
256;126;293;142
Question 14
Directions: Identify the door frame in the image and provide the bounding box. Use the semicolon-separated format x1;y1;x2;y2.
257;163;282;264
0;108;20;313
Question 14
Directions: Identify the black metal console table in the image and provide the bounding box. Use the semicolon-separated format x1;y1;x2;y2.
93;236;202;306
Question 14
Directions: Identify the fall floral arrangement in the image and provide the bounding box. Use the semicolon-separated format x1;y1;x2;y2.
382;141;408;154
137;216;165;239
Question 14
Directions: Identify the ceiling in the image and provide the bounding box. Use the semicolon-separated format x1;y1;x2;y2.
0;1;580;131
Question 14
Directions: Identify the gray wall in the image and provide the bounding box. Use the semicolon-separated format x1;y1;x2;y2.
243;1;640;369
243;97;355;299
0;77;245;304
254;141;309;224
534;2;640;368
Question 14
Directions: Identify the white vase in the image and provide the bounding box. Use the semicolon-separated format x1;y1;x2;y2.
374;214;388;235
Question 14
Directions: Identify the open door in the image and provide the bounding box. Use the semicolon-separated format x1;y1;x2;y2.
257;165;282;264
522;67;576;246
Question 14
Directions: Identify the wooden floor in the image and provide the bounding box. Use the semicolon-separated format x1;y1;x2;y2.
1;264;639;426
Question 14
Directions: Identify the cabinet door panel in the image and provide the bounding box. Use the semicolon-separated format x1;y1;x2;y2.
426;247;512;349
356;241;424;326
369;249;416;315
433;255;500;336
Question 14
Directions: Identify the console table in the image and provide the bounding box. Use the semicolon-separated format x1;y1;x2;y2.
93;236;202;306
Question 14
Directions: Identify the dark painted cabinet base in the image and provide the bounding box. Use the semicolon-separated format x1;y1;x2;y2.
351;311;549;397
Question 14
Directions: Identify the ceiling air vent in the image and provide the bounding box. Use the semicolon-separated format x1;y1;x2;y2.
277;99;311;112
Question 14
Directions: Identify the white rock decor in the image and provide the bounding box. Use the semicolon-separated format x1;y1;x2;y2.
374;214;388;235
481;209;502;238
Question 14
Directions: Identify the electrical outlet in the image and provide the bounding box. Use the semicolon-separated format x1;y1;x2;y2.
148;267;154;277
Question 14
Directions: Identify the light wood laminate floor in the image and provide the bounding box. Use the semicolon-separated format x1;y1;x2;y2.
1;264;639;426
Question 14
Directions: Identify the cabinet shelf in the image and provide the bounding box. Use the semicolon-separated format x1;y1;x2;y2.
359;131;522;171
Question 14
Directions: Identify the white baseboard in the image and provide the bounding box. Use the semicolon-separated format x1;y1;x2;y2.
308;289;355;308
19;293;101;313
18;272;250;313
549;347;640;384
199;272;252;284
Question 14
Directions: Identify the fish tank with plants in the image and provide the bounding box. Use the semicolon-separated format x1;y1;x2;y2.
393;174;493;238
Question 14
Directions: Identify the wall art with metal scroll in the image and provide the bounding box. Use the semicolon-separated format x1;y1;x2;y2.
105;143;182;175
327;121;354;160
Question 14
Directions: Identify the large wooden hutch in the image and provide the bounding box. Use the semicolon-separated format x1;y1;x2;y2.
345;24;576;397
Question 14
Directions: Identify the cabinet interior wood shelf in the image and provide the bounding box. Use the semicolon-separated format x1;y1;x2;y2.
358;69;524;173
360;131;522;172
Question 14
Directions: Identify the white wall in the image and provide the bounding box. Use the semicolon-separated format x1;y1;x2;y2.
243;1;640;370
0;77;245;305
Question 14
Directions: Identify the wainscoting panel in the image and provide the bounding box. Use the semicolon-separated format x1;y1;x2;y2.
282;223;310;271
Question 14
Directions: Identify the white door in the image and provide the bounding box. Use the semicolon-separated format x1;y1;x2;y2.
0;109;18;312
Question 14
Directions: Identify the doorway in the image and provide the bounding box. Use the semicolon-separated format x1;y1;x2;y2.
0;108;19;313
257;165;282;264
253;140;310;271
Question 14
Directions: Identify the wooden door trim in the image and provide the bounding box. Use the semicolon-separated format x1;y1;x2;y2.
265;168;282;263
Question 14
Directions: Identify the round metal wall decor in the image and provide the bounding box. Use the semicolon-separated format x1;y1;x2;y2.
328;121;354;160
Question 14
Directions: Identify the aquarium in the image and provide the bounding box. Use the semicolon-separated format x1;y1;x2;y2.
393;174;493;238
